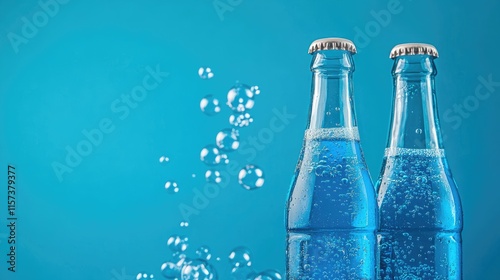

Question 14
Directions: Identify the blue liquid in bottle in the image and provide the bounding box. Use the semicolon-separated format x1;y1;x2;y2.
286;38;377;280
377;44;463;280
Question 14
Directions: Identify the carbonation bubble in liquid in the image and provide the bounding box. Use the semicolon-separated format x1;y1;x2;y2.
136;272;155;280
198;67;214;79
205;170;222;184
216;128;240;151
238;165;265;190
180;259;217;280
164;181;179;194
226;83;254;112
229;113;253;128
228;246;252;267
167;235;188;253
200;145;221;166
200;95;221;116
196;245;212;261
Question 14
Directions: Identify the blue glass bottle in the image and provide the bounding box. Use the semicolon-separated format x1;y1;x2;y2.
377;44;463;279
286;38;377;280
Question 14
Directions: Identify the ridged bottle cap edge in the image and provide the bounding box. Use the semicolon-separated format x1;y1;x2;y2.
390;43;439;58
308;38;357;54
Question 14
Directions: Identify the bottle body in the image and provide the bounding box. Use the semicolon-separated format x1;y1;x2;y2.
287;129;377;279
377;50;463;279
286;41;377;280
377;148;462;279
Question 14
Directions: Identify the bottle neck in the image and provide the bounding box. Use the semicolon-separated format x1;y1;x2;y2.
307;50;357;130
387;55;444;150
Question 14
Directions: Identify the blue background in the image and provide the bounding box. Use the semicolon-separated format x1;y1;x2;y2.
0;0;499;279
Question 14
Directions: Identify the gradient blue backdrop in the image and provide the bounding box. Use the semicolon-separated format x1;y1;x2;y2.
0;0;498;279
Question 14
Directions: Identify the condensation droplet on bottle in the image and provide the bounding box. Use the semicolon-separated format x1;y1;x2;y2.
415;128;423;134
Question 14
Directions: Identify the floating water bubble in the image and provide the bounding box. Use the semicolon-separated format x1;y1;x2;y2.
196;246;212;261
181;259;217;280
238;165;265;190
165;181;179;194
231;266;256;280
161;262;181;279
415;128;423;134
229;246;252;267
191;174;196;178
252;270;283;280
136;272;155;280
205;170;222;184
250;85;261;96
198;67;214;79
227;83;255;112
159;156;170;163
229;113;253;128
200;145;221;166
167;235;189;253
216;128;240;152
200;95;221;116
180;221;189;227
220;153;230;164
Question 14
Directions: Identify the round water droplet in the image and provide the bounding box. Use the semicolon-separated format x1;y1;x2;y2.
180;221;189;227
238;165;265;190
205;170;222;184
196;245;212;261
229;113;253;128
229;246;252;267
181;259;217;280
334;107;340;111
216;128;240;152
136;272;155;280
251;86;261;95
227;83;254;112
165;181;179;194
198;67;214;79
200;145;221;166
159;156;170;163
200;95;221;116
161;262;181;279
167;235;189;253
191;174;196;178
415;128;423;134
